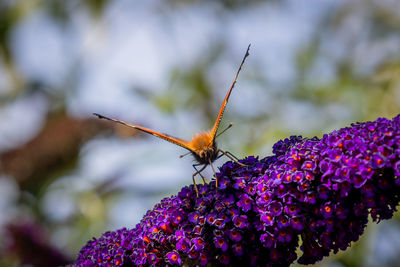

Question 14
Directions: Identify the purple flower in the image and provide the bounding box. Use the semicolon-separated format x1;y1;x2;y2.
214;218;226;229
192;237;205;251
233;215;249;229
188;212;199;223
176;238;190;253
302;161;317;171
228;229;242;242
75;115;400;267
214;237;229;252
268;201;283;216
256;191;272;205
206;213;217;225
327;149;342;162
166;251;182;265
171;212;184;225
292;171;304;183
321;202;334;218
260;212;275;226
371;153;386;168
237;193;253;212
193;225;203;235
277;215;290;228
284;204;299;216
233;177;247;189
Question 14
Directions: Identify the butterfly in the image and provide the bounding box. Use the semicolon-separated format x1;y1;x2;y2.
94;44;250;196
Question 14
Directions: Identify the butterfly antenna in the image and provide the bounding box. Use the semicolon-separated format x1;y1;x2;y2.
216;123;233;139
211;44;250;139
93;113;130;127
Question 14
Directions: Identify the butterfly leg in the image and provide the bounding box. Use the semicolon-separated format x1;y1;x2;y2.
223;150;240;161
192;163;207;183
208;159;218;190
218;149;247;166
192;164;207;197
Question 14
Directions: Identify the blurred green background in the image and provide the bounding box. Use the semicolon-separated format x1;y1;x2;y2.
0;0;399;266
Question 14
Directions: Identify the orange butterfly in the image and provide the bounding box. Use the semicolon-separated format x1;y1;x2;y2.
94;44;250;196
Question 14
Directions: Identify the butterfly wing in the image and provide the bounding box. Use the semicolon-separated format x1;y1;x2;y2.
210;44;250;140
93;113;194;151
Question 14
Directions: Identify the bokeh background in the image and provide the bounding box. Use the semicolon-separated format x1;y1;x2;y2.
0;0;400;266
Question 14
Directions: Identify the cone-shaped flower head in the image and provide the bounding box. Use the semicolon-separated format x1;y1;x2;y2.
76;115;400;266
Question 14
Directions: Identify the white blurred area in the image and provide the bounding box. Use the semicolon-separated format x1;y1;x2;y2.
1;0;400;263
1;0;327;226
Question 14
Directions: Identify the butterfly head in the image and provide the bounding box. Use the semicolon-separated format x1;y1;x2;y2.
189;131;219;164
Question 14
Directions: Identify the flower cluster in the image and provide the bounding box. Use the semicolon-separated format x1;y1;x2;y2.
76;115;400;266
5;221;72;266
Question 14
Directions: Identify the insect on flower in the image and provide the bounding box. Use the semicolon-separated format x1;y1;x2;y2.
94;44;250;196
